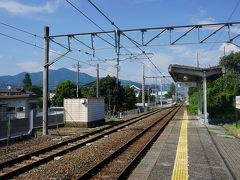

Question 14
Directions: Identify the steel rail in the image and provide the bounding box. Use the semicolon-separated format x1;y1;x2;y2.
77;105;181;179
0;107;171;179
117;105;181;179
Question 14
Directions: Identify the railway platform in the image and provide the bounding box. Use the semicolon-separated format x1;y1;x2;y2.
129;107;240;180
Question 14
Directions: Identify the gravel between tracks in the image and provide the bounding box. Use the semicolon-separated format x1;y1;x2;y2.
16;109;172;179
0;127;102;164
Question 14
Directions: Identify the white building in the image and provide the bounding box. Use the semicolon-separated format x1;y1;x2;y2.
0;88;39;119
64;98;105;127
130;85;141;97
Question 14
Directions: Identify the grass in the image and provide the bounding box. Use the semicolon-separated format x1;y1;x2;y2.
223;121;240;138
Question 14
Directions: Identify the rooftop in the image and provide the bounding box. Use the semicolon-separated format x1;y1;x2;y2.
168;64;225;82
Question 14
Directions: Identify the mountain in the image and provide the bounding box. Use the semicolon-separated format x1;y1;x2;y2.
0;68;171;91
0;68;96;90
0;68;143;90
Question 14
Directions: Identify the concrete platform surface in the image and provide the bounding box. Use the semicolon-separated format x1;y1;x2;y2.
128;107;240;180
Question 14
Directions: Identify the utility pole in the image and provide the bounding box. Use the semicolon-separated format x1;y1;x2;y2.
43;26;49;135
142;64;145;110
155;78;157;105
148;87;150;105
96;64;99;98
203;71;207;123
197;52;199;67
108;90;111;117
76;61;80;98
115;30;120;84
160;78;163;107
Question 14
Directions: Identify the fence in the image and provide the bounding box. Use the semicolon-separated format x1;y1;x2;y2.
0;109;64;141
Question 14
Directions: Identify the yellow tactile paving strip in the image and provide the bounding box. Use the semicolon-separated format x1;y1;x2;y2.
171;109;188;180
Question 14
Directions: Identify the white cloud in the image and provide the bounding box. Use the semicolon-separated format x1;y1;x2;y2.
0;0;61;15
231;26;240;34
17;61;43;72
219;43;240;54
169;45;221;67
195;17;216;24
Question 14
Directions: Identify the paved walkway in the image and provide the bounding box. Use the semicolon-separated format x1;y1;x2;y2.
129;107;240;180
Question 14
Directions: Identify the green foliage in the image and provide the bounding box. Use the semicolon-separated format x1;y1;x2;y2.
187;89;198;115
28;85;42;96
187;51;240;119
80;86;94;98
23;73;32;90
52;80;77;106
165;83;175;98
223;122;240;138
208;70;240;118
98;75;124;112
137;90;155;103
219;52;240;74
82;76;137;112
123;86;137;110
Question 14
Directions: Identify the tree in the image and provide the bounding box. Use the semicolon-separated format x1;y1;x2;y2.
28;85;42;96
165;83;175;98
219;52;240;74
80;86;94;98
23;73;32;90
188;51;240;118
123;86;137;110
52;80;77;106
208;70;240;117
97;76;124;113
137;90;155;103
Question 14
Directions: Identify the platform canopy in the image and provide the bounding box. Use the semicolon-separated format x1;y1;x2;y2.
168;64;225;83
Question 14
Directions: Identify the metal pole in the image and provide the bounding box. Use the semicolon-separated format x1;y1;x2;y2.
96;64;99;98
108;90;111;117
77;61;80;98
115;30;120;84
203;71;207;123
148;87;150;105
198;82;202;116
160;78;163;107
155;78;157;105
7;112;11;148
175;83;177;103
142;64;145;110
43;26;49;135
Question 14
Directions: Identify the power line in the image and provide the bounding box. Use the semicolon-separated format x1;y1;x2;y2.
0;31;44;50
0;31;124;78
65;0;115;46
65;0;142;81
0;21;43;39
87;0;167;79
206;0;240;57
227;0;240;21
65;0;139;57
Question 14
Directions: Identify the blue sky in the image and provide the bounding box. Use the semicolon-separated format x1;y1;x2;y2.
0;0;240;84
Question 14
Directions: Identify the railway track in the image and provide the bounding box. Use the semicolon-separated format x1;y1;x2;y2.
78;105;181;180
0;107;172;179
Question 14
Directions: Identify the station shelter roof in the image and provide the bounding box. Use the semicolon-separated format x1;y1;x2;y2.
168;64;225;83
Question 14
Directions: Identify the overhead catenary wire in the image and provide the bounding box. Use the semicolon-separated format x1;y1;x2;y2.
0;21;130;78
64;0;145;81
0;21;43;39
0;31;129;79
65;0;141;58
205;0;240;58
87;0;170;81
